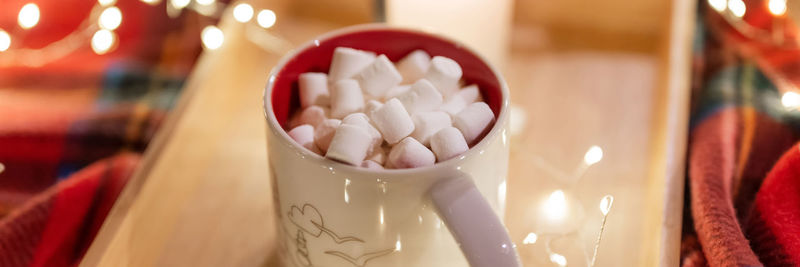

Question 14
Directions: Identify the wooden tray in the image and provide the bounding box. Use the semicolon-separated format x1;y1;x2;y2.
81;0;695;265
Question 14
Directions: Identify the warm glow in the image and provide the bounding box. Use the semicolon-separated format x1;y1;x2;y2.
395;240;402;251
522;232;538;244
170;0;190;9
201;25;224;50
549;253;567;267
782;91;800;109
584;145;604;165
599;195;614;215
544;190;568;221
0;30;10;52
379;206;385;225
0;162;4;174
768;0;787;16
99;7;122;30
196;0;215;6
708;0;726;12
18;3;40;29
257;9;276;28
729;0;746;17
232;3;254;22
91;29;116;55
98;0;116;6
140;0;161;5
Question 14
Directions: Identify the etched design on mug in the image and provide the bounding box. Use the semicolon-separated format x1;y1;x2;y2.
286;203;396;266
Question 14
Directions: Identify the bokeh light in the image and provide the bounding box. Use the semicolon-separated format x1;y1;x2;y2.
257;9;276;28
196;0;215;6
708;0;726;12
728;0;746;18
232;3;254;23
782;91;800;109
91;29;117;54
0;30;10;52
584;145;604;166
99;7;123;30
18;3;40;30
201;25;224;50
768;0;787;16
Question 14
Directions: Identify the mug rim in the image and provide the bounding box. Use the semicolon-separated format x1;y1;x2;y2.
262;23;510;177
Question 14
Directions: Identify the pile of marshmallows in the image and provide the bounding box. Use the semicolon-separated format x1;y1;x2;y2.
286;47;494;170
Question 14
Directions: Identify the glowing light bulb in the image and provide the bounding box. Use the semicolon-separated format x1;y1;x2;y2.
782;91;800;109
91;29;116;55
99;7;122;30
201;25;224;50
196;0;215;6
549;253;567;267
599;195;614;215
584;145;603;165
170;0;190;9
0;30;10;52
98;0;116;6
140;0;161;5
708;0;726;12
18;3;40;29
544;190;567;221
768;0;787;16
729;0;746;17
257;9;276;28
232;3;254;22
522;232;538;244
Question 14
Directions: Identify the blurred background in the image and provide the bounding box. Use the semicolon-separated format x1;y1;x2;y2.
3;0;797;266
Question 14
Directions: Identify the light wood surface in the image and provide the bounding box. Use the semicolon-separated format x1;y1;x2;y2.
82;0;694;266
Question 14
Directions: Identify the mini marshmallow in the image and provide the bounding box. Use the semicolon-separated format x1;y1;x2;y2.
396;50;431;83
453;102;494;145
326;124;373;165
290;105;328;128
384;85;411;101
387;137;435;169
329;47;376;82
458;84;482;103
342;113;382;149
298;72;330;108
288;124;320;154
314;119;341;153
330;79;365;119
430;127;469;162
370;98;415;144
366;145;387;165
440;85;482;116
361;160;384;170
356;55;403;98
410;111;452;146
365;100;383;116
397;79;443;115
424;56;462;97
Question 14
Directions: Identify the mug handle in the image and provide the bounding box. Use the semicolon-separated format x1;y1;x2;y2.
429;176;521;267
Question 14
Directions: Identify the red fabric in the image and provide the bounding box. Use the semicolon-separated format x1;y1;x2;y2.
688;109;762;267
746;144;800;266
0;0;211;265
0;153;139;267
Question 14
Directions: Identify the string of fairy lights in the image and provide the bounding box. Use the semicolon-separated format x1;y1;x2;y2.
706;0;800;111
0;0;277;67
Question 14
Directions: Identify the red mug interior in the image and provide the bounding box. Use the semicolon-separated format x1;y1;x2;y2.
269;27;503;138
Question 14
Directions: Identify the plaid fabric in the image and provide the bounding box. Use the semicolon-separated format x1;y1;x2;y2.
681;5;800;267
0;0;209;265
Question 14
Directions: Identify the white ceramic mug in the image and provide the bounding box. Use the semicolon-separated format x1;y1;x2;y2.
263;25;519;267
